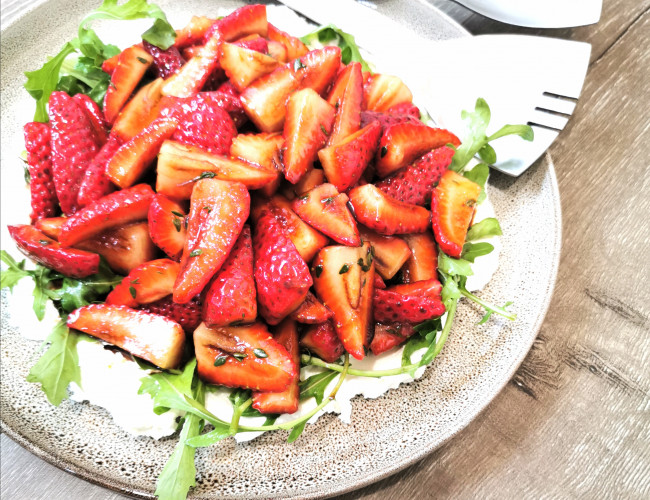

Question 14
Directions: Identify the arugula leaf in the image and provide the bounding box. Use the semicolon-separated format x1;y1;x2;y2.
438;251;473;277
450;98;533;172
401;335;429;369
139;358;199;414
299;370;338;404
155;375;204;500
185;426;231;448
26;321;81;405
439;272;461;310
466;218;502;241
287;421;306;443
53;260;122;313
461;242;494;263
463;163;489;204
301;25;370;72
478;301;514;325
142;18;177;49
0;251;30;291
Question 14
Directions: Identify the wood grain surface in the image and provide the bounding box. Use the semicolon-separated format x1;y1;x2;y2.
2;1;649;499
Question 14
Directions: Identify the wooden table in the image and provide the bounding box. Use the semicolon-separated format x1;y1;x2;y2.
2;1;649;498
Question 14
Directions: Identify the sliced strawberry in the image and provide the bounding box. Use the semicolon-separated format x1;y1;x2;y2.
23;122;58;221
240;63;303;132
8;225;99;278
299;47;342;96
75;222;157;275
139;295;202;333
360;110;421;134
292;183;360;246
202;225;256;327
374;274;386;289
68;304;185;369
112;78;166;142
252;318;300;413
364;73;412;112
387;102;420;119
376;146;454;206
230;132;283;197
34;217;65;240
213;83;248;128
202;4;268;43
59;184;154;247
373;286;445;323
106;259;180;307
431;170;482;258
318;121;381;192
288;168;326;198
282;88;335;184
103;45;153;124
142;40;185;79
174;16;216;48
267;23;308;59
267;40;288;63
327;62;363;146
73;94;108;145
194;321;295;392
300;320;345;362
101;52;121;75
174;179;249;303
148;194;187;260
369;322;416;356
253;208;313;324
312;242;374;360
376;122;461;177
251;195;328;263
218;42;279;92
48;91;101;215
358;226;411;280
106;116;179;188
232;35;269;54
402;232;438;282
391;278;443;300
289;292;332;324
161;35;222;98
348;184;431;235
156;140;278;199
76;134;122;208
169;94;237;155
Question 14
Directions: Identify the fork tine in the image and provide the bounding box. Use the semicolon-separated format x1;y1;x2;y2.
538;94;577;116
529;109;570;130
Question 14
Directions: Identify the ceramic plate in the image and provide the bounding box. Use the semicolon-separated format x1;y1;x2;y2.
0;0;561;498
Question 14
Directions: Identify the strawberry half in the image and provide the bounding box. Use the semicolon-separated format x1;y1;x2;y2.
288;168;326;198
252;318;300;414
391;278;443;299
202;4;268;43
230;132;283;197
218;42;279;92
402;232;438;283
213;83;248;128
8;225;99;278
300;320;345;362
76;134;122;208
174;179;249;303
202;225;257;327
161;35;222;98
106;258;180;308
148;194;187;260
327;62;363;146
312;242;375;360
431;170;482;258
282;88;335;184
194;321;295;392
23;122;58;221
142;40;185;79
267;23;309;59
373;286;445;323
358;226;412;280
289;291;333;324
34;217;65;240
364;73;412;112
299;47;342;96
376;123;461;177
112;78;166;141
73;94;108;145
139;295;202;333
253;207;313;325
387;102;420;118
48;91;102;215
103;45;153;124
267;40;288;63
348;184;431;235
376;146;454;206
174;16;216;48
370;322;416;356
360;110;421;134
58;184;154;247
292;183;360;246
318;121;381;192
68;304;186;369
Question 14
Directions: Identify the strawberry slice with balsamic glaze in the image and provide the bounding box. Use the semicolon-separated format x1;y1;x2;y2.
174;179;250;304
213;82;248;128
139;295;202;333
77;134;123;208
358;226;412;280
194;321;296;392
360;110;422;134
292;183;360;246
73;94;108;145
376;122;461;178
173;16;216;48
202;225;257;327
142;40;185;79
252;318;300;414
348;184;431;235
218;41;279;92
8;225;99;278
299;46;342;96
431;170;482;258
370;323;416;356
106;258;181;308
386;102;421;119
401;232;438;283
48;91;102;215
68;304;185;370
104;45;153;124
327;62;363;146
112;78;166;142
289;291;333;324
300;320;345;362
201;4;268;44
375;146;455;206
364;73;413;112
373;286;445;323
23;122;58;221
267;23;309;60
34;217;65;240
147;193;187;261
253;207;313;325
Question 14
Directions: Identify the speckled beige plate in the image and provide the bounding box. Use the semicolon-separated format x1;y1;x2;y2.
0;1;561;498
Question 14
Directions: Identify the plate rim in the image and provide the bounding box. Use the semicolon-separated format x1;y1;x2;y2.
0;1;562;498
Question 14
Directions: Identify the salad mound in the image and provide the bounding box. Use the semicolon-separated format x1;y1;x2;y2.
0;1;532;499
